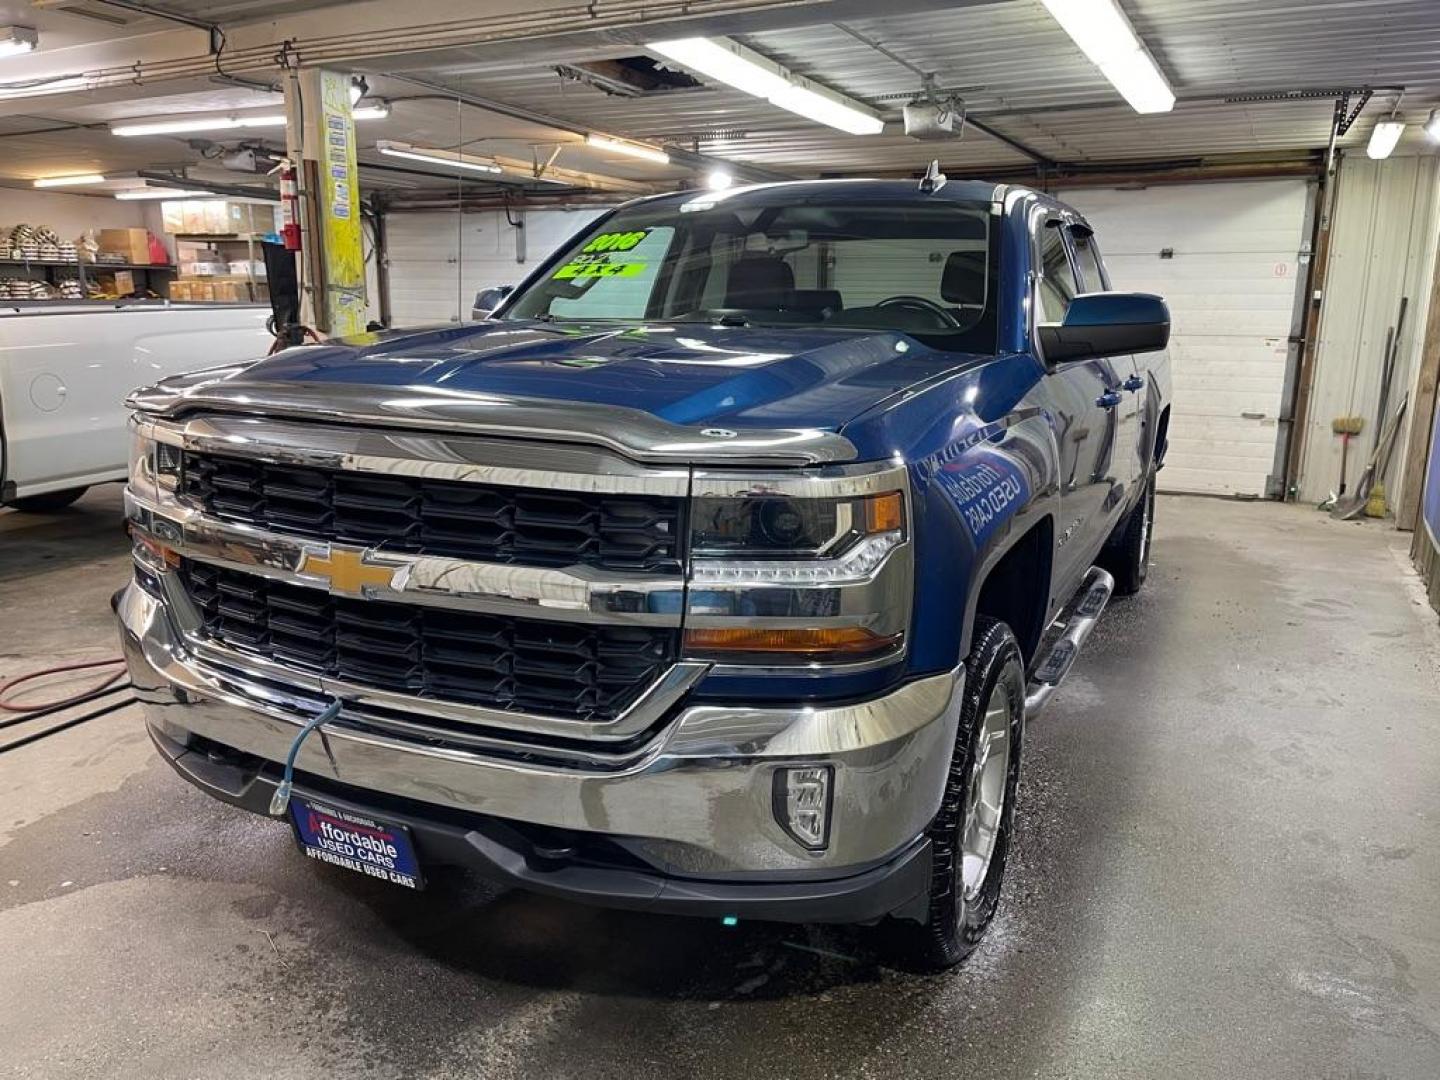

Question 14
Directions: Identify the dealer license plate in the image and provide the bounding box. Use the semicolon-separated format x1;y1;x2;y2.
289;796;424;889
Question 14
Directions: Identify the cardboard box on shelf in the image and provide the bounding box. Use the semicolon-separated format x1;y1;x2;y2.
251;204;279;235
210;280;246;302
97;228;153;265
181;202;208;233
91;271;136;296
227;203;255;233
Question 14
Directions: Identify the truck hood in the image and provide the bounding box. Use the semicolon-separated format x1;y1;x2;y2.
228;321;982;431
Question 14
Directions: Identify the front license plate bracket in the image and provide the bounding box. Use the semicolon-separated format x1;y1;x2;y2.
289;795;425;890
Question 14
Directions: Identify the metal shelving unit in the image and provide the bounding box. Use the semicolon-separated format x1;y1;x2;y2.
0;258;176;299
172;232;269;303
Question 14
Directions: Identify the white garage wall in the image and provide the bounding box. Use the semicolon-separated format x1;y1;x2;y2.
384;206;612;326
1060;179;1313;497
1295;155;1440;508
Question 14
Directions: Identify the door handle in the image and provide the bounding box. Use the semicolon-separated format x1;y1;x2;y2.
1123;374;1145;392
1096;390;1123;409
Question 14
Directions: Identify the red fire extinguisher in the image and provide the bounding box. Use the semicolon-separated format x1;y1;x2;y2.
279;160;301;251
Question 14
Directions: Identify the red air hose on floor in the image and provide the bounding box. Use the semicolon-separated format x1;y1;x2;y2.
0;658;127;712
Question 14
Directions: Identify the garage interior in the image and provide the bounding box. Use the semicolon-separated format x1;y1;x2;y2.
2;0;1440;1077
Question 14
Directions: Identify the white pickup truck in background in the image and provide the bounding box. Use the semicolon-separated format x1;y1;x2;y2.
1;302;272;511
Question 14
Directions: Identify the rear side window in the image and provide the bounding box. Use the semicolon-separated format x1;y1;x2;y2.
1037;224;1079;323
1070;229;1108;292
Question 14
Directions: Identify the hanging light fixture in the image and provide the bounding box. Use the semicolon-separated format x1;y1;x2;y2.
1366;120;1405;160
584;134;671;164
648;37;884;135
1037;0;1175;114
376;140;503;175
33;174;106;188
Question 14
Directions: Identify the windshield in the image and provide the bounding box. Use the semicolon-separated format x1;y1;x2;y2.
503;194;998;349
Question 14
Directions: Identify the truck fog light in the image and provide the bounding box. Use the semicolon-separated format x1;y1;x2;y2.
774;765;833;850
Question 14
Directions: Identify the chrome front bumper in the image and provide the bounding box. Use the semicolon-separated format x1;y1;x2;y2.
118;580;962;878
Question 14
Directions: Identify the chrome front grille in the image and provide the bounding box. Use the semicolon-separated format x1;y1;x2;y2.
180;560;680;723
129;412;707;745
179;450;684;572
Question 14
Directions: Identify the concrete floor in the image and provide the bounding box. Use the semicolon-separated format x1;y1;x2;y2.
2;487;1439;1080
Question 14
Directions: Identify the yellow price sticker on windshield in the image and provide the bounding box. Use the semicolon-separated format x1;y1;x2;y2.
581;230;649;254
553;260;647;280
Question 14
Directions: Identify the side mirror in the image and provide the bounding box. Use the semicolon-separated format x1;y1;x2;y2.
1039;292;1169;364
472;285;514;320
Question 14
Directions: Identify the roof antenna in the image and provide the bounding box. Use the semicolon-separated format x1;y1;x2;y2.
919;159;947;194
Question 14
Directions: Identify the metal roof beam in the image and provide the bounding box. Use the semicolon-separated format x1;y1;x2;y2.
385;73;794;184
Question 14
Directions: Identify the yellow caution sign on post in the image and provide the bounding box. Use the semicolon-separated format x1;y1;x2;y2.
304;69;366;337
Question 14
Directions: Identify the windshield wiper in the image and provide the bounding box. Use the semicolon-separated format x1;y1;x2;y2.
715;312;750;327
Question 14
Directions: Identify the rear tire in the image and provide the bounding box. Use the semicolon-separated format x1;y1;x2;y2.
1102;472;1154;596
883;616;1025;972
7;486;87;513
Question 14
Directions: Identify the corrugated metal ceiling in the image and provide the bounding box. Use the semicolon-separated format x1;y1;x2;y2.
383;0;1440;174
1;0;1438;188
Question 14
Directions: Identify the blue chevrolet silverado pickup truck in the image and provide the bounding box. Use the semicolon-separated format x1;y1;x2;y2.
117;177;1170;970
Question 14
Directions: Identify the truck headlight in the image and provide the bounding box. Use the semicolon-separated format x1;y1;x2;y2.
127;420;185;580
684;466;913;667
691;490;902;558
128;423;182;500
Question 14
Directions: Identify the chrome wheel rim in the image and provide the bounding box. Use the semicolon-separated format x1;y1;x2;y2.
960;687;1012;899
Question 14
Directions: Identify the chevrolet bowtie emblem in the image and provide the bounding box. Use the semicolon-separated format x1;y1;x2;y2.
300;547;397;595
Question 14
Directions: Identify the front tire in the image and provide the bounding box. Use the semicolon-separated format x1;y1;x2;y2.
7;486;87;513
885;616;1025;971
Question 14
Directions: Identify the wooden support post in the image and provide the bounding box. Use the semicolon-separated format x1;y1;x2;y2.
1284;160;1337;495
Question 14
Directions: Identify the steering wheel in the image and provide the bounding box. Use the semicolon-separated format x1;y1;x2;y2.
876;295;962;329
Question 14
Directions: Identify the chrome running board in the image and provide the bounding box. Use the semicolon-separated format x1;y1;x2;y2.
1024;566;1114;716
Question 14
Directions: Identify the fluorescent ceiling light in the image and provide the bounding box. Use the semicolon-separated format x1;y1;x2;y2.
0;25;38;58
34;174;105;188
649;36;884;135
113;113;283;137
376;140;502;175
114;188;219;200
772;83;883;136
113;107;385;137
1367;120;1405;160
585;133;670;164
706;167;733;191
1038;0;1175;114
649;38;792;99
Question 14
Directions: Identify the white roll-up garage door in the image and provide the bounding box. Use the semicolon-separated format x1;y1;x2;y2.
385;207;611;327
1060;180;1312;497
